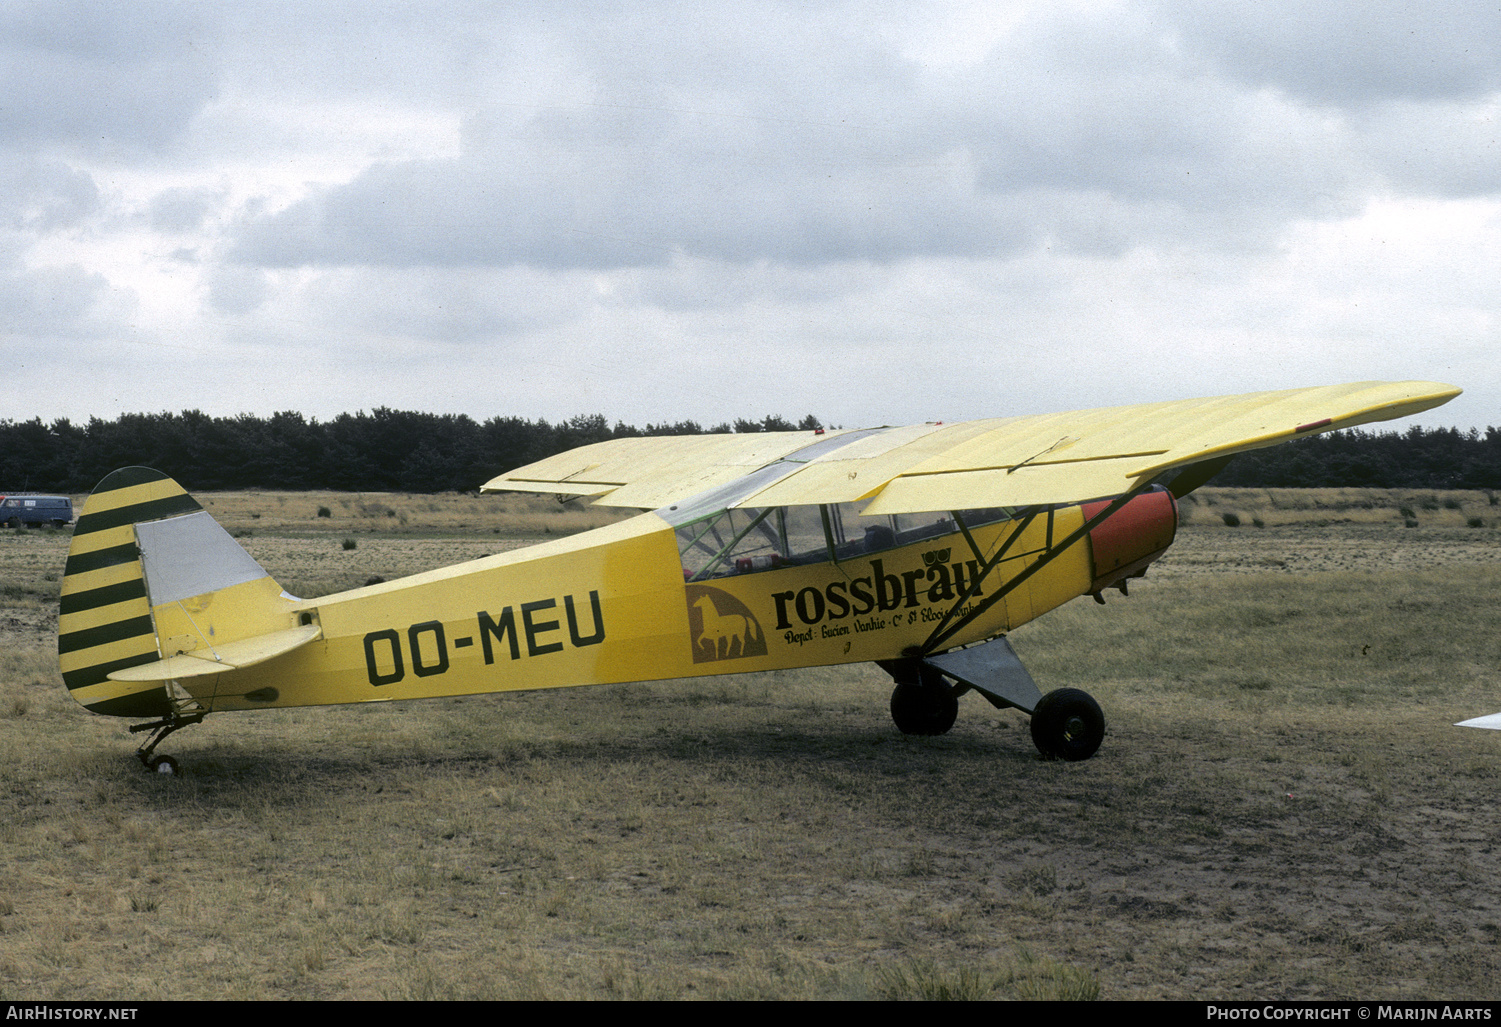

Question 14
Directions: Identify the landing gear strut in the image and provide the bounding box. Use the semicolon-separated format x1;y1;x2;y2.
130;711;204;776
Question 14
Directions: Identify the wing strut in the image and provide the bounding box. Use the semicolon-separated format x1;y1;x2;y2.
919;486;1150;655
917;506;1046;653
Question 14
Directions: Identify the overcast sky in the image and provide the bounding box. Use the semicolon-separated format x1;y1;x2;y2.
1;1;1496;432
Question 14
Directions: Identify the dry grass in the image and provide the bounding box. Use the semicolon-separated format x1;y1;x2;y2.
3;490;1501;999
195;490;632;538
1183;486;1501;529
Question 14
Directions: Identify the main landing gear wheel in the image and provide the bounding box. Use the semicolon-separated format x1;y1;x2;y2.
890;676;960;736
1030;688;1105;761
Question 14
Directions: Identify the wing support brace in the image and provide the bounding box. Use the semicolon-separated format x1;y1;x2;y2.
919;486;1149;655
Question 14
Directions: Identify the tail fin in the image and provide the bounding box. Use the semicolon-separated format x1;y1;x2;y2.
58;468;310;718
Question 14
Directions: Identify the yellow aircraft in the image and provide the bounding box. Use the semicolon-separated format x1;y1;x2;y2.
57;381;1459;774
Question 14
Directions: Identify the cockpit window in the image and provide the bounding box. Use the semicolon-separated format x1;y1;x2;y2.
676;506;826;580
676;503;1014;580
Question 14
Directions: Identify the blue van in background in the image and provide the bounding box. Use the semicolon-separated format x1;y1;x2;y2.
0;494;74;528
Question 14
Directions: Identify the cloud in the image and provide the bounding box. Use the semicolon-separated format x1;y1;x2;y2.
0;2;219;154
148;185;229;234
0;261;126;338
0;159;101;232
1351;97;1501;197
222;2;1501;275
204;263;269;315
1;1;1494;429
1165;0;1501;106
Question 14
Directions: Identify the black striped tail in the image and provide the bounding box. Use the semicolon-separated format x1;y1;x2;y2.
58;468;203;717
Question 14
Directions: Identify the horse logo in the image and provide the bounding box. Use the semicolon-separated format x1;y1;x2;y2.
685;585;767;663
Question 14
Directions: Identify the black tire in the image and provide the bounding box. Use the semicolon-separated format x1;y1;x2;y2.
148;755;180;776
5;517;21;530
890;679;959;736
1030;688;1105;761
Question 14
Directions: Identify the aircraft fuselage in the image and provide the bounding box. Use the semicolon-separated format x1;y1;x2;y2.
184;493;1172;714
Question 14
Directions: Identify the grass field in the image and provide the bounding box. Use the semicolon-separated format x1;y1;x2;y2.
2;489;1500;1000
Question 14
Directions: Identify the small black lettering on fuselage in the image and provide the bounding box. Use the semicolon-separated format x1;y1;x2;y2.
363;590;605;687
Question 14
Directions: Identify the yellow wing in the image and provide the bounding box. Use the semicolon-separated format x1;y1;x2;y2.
482;381;1461;513
480;430;841;509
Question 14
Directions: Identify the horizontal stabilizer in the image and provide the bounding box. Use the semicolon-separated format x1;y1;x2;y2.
1456;712;1501;730
107;624;322;682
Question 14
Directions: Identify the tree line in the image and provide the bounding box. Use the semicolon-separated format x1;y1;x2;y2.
1210;425;1501;490
1;411;1497;495
0;410;825;494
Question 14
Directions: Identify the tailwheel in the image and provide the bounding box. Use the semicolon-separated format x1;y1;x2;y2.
1030;688;1105;761
147;755;180;776
890;672;959;736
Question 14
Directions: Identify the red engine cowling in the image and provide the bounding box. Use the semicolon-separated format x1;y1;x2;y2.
1081;485;1178;596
